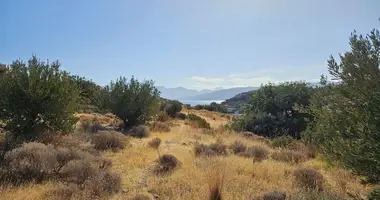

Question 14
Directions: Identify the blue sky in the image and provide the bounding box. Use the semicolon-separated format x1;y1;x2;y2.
1;0;379;90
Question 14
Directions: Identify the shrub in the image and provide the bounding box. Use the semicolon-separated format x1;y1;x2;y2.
101;77;161;128
150;121;171;132
148;137;161;149
262;191;286;200
288;190;344;200
127;125;150;138
293;167;324;191
0;56;79;147
174;112;187;120
229;140;247;154
156;111;170;122
91;131;128;151
187;114;211;129
368;187;380;200
130;194;152;200
271;136;295;148
194;142;227;157
163;100;182;117
3;142;57;183
238;146;269;162
78;117;103;133
154;154;181;174
85;170;121;197
271;150;307;164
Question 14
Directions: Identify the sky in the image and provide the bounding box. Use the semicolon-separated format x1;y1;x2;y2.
1;0;379;90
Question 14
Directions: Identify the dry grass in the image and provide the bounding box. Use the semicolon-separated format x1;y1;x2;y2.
0;111;372;200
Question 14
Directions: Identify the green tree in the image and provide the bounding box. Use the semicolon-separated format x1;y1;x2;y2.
0;56;79;147
231;82;313;138
71;75;104;113
305;29;380;183
103;76;160;128
162;100;182;117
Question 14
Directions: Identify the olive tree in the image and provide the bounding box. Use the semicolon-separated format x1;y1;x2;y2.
103;76;160;128
0;56;79;149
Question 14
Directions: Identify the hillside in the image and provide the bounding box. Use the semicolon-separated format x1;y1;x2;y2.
1;110;371;200
181;87;257;101
221;90;255;113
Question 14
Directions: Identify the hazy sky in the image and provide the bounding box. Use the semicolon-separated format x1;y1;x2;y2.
1;0;379;90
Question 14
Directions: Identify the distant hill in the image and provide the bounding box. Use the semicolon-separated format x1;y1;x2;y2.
156;86;212;100
181;87;257;101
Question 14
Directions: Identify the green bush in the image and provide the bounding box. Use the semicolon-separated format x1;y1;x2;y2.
187;114;211;129
229;82;313;138
162;100;182;117
156;111;170;122
0;56;79;150
174;112;187;120
368;187;380;200
101;76;160;128
304;29;380;183
271;136;295;148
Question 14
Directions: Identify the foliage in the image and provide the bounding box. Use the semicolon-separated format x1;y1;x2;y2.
187;114;211;129
154;154;182;174
228;140;247;154
127;125;150;138
293;167;324;191
238;146;269;162
90;131;128;151
304;29;380;183
271;150;308;164
0;56;79;150
193;102;227;113
71;75;104;113
194;142;227;157
156;111;170;122
161;99;182;117
368;187;380;200
271;136;295;148
101;76;161;128
230;82;313;138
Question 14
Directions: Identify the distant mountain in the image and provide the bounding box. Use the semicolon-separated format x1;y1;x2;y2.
181;87;257;101
156;86;212;100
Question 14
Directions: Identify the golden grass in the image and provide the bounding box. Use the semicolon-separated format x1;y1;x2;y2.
1;111;372;199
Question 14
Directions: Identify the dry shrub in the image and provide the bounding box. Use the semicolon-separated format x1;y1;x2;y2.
3;142;57;183
128;125;150;138
85;171;121;197
271;150;308;164
229;140;247;154
200;128;217;135
287;142;317;159
208;169;225;200
130;194;152;200
262;191;287;200
78;117;103;133
293;167;324;191
154;154;181;174
148;137;161;149
238;146;269;162
194;142;227;157
91;131;128;151
242;131;266;140
46;183;78;200
150;121;171;132
288;190;343;200
156;111;170;122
